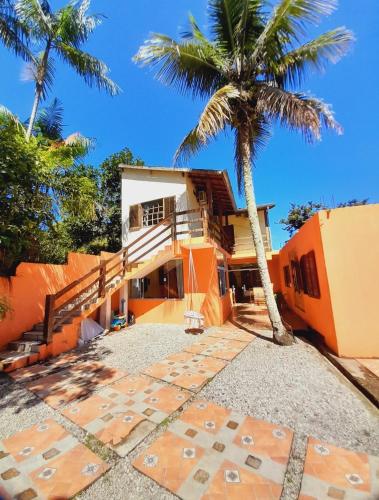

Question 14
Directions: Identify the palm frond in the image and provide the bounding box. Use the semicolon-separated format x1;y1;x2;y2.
56;42;120;95
174;84;239;165
208;0;242;53
21;52;55;99
254;83;341;141
134;33;225;98
0;104;26;135
0;1;32;60
251;0;338;66
35;97;63;139
15;0;52;37
64;132;94;155
272;27;354;85
56;0;103;47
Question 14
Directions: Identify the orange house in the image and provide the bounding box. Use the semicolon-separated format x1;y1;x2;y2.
276;204;379;358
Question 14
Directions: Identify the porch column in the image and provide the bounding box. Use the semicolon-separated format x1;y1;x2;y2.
99;296;112;330
119;283;129;324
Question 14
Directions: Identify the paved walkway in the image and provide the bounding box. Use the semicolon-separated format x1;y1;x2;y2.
0;306;378;499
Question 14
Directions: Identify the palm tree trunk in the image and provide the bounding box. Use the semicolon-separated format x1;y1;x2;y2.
26;40;51;140
240;129;294;346
26;87;42;140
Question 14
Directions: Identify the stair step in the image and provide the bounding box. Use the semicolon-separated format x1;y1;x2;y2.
33;323;63;333
8;340;43;353
23;331;45;341
0;351;30;371
56;309;82;318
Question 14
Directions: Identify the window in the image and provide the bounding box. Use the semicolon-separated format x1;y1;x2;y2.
290;259;303;293
129;260;184;299
129;196;175;230
217;261;227;297
300;251;320;298
283;265;291;287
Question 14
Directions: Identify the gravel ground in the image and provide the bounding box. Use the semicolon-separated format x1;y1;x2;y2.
0;321;378;500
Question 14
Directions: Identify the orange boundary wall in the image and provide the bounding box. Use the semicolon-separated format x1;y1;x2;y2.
276;205;379;358
0;252;103;351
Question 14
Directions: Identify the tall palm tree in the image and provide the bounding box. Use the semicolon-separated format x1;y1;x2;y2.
0;0;31;60
15;0;120;139
134;0;353;345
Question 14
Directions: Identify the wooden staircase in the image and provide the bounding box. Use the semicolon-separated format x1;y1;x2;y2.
1;207;233;372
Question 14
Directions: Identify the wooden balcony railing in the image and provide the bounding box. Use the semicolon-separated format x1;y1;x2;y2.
43;207;232;343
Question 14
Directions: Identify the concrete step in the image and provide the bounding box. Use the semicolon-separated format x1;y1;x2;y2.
0;351;30;371
33;323;63;333
8;340;43;353
22;331;45;341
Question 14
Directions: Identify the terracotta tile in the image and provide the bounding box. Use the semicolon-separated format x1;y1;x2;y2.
41;383;90;409
95;411;145;447
110;374;152;395
208;330;255;343
62;394;116;426
180;400;231;434
143;385;191;413
202;460;282;500
233;416;293;465
173;372;209;392
133;431;204;494
166;352;196;363
2;419;68;463
143;362;172;379
30;443;109;498
303;437;371;492
9;364;51;383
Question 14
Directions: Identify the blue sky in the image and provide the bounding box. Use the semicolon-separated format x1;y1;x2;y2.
1;0;378;248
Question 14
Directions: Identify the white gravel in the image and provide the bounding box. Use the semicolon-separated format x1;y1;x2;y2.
0;321;378;500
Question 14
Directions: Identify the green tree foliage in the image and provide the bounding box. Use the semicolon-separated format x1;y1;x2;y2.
280;199;369;235
0;110;94;275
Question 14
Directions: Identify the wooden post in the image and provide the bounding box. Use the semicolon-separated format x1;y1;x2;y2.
202;207;209;240
98;261;106;298
171;211;177;241
122;249;128;277
43;294;55;344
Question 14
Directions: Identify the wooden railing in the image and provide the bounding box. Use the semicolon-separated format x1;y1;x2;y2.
42;207;232;343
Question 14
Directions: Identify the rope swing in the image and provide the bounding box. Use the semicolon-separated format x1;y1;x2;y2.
183;245;204;334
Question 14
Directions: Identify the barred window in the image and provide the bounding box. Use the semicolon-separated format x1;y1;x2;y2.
142;198;164;227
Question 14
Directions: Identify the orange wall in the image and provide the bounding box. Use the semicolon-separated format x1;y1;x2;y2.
0;252;101;350
278;213;338;352
318;205;379;357
129;246;232;327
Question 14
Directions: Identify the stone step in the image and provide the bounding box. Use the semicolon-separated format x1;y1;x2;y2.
8;340;43;353
33;323;63;333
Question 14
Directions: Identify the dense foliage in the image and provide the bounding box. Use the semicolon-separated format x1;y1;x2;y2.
280;199;369;235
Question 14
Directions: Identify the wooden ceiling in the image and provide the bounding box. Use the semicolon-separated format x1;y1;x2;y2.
188;171;235;214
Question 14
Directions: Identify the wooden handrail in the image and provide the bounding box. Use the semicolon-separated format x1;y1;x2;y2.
43;207;234;343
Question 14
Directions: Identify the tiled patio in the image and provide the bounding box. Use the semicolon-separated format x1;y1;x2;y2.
133;399;293;499
1;320;378;499
0;419;109;499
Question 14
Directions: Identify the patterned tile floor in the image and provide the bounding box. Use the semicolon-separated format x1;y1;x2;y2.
207;329;256;343
0;419;109;499
142;352;228;392
300;437;379;499
184;338;250;361
25;362;128;409
62;374;192;456
133;399;293;499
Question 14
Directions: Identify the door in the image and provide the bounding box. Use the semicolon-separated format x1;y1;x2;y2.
289;251;305;311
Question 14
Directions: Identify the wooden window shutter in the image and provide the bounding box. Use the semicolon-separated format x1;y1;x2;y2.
129;203;142;231
163;196;175;223
307;251;320;298
300;255;308;295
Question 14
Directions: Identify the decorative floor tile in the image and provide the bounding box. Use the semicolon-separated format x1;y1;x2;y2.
0;419;109;499
132;400;294;499
25;364;128;409
300;437;379;499
62;375;192;457
142;352;227;392
208;329;256;343
184;339;249;361
9;364;52;383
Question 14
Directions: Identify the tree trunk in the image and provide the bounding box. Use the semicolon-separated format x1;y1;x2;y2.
240;129;294;346
26;87;42;140
26;40;51;140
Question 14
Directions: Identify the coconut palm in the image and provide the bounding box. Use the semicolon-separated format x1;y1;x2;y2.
134;0;353;345
0;0;31;60
15;0;120;139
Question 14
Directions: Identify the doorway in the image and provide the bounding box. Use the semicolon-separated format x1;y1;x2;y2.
228;264;262;303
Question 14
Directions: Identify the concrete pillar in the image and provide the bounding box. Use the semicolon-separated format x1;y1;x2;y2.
119;283;129;324
99;296;112;330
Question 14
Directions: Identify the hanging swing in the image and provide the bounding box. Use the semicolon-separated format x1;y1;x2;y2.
184;246;205;335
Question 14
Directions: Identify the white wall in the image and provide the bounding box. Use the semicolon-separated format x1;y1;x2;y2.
121;168;200;260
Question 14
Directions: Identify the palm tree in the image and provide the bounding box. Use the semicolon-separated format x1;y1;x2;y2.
134;0;353;345
14;0;120;139
0;0;31;60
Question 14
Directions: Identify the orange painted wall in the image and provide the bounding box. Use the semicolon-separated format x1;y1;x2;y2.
0;252;101;350
277;213;338;353
318;205;379;357
128;246;232;327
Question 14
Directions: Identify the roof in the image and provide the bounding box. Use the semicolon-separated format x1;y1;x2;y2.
119;164;274;214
